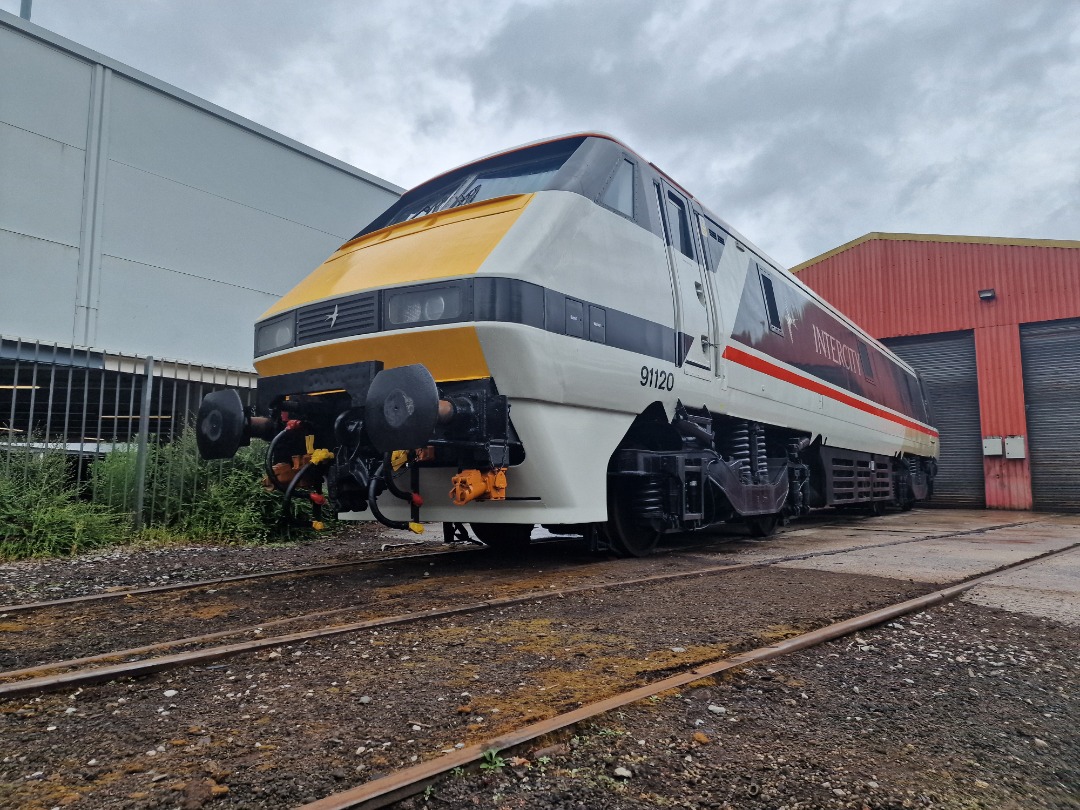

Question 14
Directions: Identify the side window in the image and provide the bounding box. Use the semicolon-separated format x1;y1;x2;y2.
600;159;635;218
906;373;928;422
758;264;783;335
665;192;694;259
857;341;875;382
699;217;726;272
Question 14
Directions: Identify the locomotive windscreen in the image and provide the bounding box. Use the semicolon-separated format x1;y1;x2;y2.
355;136;586;237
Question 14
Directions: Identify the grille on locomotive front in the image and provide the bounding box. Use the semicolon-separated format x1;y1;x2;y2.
296;292;379;345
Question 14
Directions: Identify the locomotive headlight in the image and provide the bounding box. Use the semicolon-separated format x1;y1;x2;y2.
387;287;463;326
254;314;296;355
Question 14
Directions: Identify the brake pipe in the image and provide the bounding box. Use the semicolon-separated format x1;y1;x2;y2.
382;452;415;502
367;462;419;532
281;442;333;529
264;419;305;494
410;454;422;524
264;428;290;493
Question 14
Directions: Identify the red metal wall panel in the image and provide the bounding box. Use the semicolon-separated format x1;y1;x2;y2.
794;235;1080;511
796;237;1080;339
974;324;1031;510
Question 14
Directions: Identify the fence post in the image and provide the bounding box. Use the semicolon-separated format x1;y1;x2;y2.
133;355;154;530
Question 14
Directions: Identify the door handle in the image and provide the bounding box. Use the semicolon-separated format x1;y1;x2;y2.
701;335;712;351
694;281;706;303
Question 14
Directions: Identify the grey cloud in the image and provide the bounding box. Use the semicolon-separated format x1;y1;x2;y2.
5;0;1078;265
450;0;1080;259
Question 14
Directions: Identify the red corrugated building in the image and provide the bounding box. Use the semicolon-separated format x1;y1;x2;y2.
793;233;1080;512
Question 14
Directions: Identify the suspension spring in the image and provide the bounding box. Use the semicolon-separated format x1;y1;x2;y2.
632;474;665;520
752;423;769;483
730;421;751;483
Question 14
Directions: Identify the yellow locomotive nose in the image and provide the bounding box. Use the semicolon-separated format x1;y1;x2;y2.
260;195;532;319
253;195;533;384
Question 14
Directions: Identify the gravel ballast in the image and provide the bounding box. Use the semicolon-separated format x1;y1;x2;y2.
424;601;1078;810
0;518;1075;809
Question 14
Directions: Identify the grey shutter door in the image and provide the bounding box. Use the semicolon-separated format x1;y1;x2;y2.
883;331;984;506
1021;319;1080;511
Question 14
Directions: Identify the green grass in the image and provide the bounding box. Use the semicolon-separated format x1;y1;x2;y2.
0;449;125;559
0;427;323;560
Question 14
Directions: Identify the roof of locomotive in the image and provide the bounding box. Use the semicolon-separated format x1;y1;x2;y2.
354;134;922;380
360;132;781;264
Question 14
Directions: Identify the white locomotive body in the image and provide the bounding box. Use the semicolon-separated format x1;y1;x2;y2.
198;134;937;554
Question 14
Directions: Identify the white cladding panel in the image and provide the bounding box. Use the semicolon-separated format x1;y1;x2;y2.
0;24;91;147
0;12;400;370
0;230;80;339
99;160;337;297
95;254;276;365
0;121;86;248
106;77;383;235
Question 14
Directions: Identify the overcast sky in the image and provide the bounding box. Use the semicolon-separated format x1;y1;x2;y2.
6;0;1079;267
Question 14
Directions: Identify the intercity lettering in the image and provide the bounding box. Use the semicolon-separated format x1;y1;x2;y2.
812;324;862;375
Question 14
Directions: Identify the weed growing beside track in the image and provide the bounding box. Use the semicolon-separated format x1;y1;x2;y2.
1;431;318;560
0;452;122;559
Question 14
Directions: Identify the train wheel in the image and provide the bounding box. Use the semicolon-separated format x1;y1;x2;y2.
747;514;780;538
605;479;660;557
470;523;533;552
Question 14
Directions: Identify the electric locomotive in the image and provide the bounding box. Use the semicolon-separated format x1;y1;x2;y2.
196;133;938;555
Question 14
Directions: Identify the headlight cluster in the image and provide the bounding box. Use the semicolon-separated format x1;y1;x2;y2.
255;314;296;355
387;288;463;326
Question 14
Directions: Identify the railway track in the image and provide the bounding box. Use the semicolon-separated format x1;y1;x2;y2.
298;542;1079;810
0;508;942;616
0;518;1050;698
0;545;482;615
0;523;817;675
2;515;1074;810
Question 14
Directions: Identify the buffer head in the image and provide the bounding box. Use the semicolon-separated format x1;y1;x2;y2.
196;388;247;460
363;364;439;455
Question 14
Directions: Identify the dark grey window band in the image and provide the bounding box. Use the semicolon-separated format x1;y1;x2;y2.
257;277;686;365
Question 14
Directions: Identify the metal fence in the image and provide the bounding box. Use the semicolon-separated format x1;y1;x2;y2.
1;335;256;530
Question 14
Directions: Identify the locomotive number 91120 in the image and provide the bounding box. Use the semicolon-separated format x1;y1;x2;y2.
640;365;675;390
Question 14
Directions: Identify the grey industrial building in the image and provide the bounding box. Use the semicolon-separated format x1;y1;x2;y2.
1;10;400;444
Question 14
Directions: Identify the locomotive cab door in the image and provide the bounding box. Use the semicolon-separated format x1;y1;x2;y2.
655;181;716;379
695;209;728;386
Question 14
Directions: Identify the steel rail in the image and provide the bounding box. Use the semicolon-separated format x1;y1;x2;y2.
0;517;1035;616
0;529;709;617
297;542;1079;810
0;546;481;615
0;519;1056;698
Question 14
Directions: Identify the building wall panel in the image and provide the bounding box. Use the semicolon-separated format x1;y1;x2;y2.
94;255;276;366
0;11;400;370
99;160;337;298
107;77;389;237
973;324;1027;434
0;230;80;341
796;236;1080;339
974;324;1030;510
0;24;91;147
0;122;86;247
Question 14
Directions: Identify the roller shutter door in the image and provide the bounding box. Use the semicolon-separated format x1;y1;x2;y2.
883;331;984;506
1021;319;1080;511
